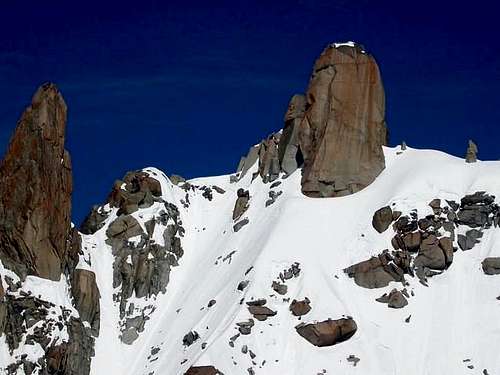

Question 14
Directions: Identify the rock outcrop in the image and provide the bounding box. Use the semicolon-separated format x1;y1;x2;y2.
278;94;306;175
465;140;478;163
298;43;387;197
296;318;357;347
482;257;500;275
0;83;74;281
71;269;101;336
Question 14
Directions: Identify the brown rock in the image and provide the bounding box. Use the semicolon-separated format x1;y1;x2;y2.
71;269;101;336
185;366;221;375
372;206;393;233
289;298;311;316
233;189;250;221
296;318;357;347
107;170;162;215
0;83;73;281
299;43;387;197
402;231;421;252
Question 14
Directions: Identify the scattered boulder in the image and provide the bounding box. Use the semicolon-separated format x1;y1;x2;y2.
347;355;361;367
414;235;447;270
272;281;288;295
376;289;408;309
296;318;357;347
246;299;266;306
185;366;222;375
457;229;483;251
482;257;500;275
372;206;393;233
344;251;404;289
247;305;276;321
183;331;200;347
233;189;250;220
236;319;254;335
233;219;249;232
290;298;311;316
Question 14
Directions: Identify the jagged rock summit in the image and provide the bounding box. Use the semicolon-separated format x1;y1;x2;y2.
0;83;74;281
299;41;387;197
236;41;388;198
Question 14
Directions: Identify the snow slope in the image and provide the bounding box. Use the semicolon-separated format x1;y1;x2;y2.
3;145;500;375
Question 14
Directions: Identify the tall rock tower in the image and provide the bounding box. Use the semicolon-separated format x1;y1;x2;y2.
0;83;74;280
298;42;388;197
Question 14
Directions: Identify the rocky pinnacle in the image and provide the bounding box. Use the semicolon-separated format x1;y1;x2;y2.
0;83;73;281
299;42;388;197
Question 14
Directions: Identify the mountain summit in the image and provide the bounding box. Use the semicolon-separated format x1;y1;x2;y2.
1;43;499;375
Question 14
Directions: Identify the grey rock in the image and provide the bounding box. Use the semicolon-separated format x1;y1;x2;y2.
183;331;200;347
272;281;288;295
482;257;500;275
80;205;109;235
233;219;249;232
457;229;482;251
169;174;186;185
414;235;446;270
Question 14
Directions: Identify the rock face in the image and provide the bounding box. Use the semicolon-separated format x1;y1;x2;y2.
71;269;101;336
299;43;387;197
0;83;73;281
278;94;306;175
296;318;357;347
0;295;94;375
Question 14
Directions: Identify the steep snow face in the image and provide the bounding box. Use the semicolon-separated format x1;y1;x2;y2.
3;146;500;375
81;146;500;375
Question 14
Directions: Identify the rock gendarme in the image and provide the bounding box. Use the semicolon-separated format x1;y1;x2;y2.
0;83;73;281
299;43;387;197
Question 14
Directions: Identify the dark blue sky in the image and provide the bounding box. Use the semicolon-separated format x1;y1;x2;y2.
1;1;500;223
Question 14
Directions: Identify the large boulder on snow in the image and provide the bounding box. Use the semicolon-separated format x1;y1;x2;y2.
0;83;74;281
482;257;500;275
299;43;387;197
344;251;403;289
372;206;393;233
185;366;222;375
296;318;357;347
